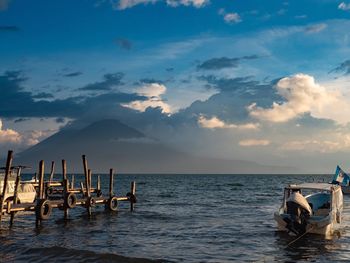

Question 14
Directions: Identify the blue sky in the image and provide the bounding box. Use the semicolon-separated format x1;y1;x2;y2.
1;0;350;172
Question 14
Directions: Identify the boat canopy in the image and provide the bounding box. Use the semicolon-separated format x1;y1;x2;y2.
287;183;339;192
287;191;313;215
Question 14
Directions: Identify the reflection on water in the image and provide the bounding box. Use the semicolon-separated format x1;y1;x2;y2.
273;231;342;262
0;174;350;262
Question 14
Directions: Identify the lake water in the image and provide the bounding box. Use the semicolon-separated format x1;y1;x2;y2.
1;174;350;262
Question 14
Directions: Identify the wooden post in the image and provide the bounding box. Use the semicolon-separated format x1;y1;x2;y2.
38;160;45;199
71;175;75;189
109;168;114;197
87;169;91;197
130;181;136;212
10;166;22;226
0;150;13;222
34;172;37;183
82;155;89;197
80;182;84;196
97;175;100;193
49;161;55;182
62;159;67;181
87;169;92;216
63;179;69;219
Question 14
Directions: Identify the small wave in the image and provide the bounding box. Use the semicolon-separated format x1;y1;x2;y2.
226;183;244;187
20;246;170;263
157;193;172;198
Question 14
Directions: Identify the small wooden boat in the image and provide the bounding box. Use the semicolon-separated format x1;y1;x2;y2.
274;183;343;237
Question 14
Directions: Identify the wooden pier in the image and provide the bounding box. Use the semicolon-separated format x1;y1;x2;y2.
0;150;136;227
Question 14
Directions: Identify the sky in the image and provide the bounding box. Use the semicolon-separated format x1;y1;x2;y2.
1;0;350;172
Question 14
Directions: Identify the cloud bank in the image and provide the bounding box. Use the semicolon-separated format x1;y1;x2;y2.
114;0;208;10
121;83;172;114
249;73;350;124
239;139;270;147
198;115;259;130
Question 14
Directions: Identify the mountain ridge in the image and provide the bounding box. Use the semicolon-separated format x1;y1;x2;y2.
15;119;294;174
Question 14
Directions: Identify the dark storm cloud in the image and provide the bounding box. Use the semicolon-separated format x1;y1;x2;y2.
197;55;261;70
0;71;83;117
0;0;11;11
78;72;124;91
198;75;258;92
0;71;144;118
55;117;65;123
0;26;20;32
167;76;279;126
115;38;132;50
32;92;54;99
197;57;240;70
138;78;164;84
14;118;29;123
63;71;83;77
330;60;350;75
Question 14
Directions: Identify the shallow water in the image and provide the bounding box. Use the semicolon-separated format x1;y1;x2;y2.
1;174;350;262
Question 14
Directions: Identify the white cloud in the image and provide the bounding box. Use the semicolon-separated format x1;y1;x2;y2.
121;83;172;114
0;119;57;151
280;134;350;153
304;23;327;34
166;0;208;8
0;119;21;144
218;9;241;24
22;130;51;146
224;13;241;24
249;73;350;124
114;0;156;9
338;2;350;11
198;115;259;130
239;139;270;146
114;0;208;9
0;119;54;153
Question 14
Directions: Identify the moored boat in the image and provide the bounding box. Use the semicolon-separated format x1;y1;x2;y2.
274;183;343;237
0;173;36;204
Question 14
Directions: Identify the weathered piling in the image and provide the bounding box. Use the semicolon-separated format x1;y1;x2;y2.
71;175;75;189
109;168;114;197
130;181;136;212
63;178;69;219
82;155;88;197
62;159;67;181
97;175;101;196
49;161;55;182
10;166;22;226
0;151;13;222
38;160;45;200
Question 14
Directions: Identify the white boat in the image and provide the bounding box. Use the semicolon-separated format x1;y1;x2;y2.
274;183;343;237
0;173;36;204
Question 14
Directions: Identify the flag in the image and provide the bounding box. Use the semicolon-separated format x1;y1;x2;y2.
332;165;350;186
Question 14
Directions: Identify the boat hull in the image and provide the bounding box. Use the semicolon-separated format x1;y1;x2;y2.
274;212;337;237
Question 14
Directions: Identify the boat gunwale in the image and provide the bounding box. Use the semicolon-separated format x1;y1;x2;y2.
286;182;341;192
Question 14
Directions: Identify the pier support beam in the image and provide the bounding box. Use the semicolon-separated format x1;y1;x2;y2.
0;150;13;222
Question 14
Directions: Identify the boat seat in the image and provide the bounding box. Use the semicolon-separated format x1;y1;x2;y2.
314;208;329;216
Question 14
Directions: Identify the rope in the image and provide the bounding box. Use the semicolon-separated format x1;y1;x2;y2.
286;225;314;247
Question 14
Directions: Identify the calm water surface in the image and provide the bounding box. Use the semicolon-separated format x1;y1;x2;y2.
1;174;350;262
